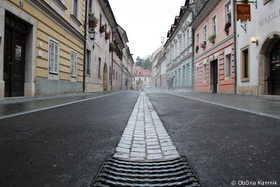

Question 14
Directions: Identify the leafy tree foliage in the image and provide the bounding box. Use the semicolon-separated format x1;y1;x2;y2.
135;56;152;71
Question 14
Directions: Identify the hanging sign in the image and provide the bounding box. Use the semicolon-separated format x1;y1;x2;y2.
236;4;251;21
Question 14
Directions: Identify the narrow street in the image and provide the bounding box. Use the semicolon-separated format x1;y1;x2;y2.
0;90;279;186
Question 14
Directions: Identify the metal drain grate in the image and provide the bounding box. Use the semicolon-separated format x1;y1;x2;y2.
92;157;201;187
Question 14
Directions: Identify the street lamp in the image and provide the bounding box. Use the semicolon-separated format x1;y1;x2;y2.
88;30;96;40
250;37;258;46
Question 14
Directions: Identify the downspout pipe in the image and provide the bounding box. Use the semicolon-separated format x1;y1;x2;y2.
233;0;237;94
83;0;88;93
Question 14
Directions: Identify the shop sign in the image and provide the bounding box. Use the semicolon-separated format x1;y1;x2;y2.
236;4;251;21
263;0;271;5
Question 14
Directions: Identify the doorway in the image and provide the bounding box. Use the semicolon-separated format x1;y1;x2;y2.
103;63;108;91
270;41;280;95
210;60;218;93
4;13;27;97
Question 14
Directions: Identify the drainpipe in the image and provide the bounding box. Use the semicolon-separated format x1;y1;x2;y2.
111;50;113;91
233;0;237;94
83;0;88;93
186;8;195;91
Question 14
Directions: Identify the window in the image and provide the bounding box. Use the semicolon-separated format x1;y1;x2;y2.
241;47;249;81
203;62;207;81
116;71;118;80
71;50;77;77
109;66;111;80
225;1;232;25
98;57;101;78
225;54;232;78
196;33;199;46
212;15;217;35
99;14;102;27
179;37;183;53
196;63;199;82
89;0;92;12
49;39;59;74
186;29;190;47
86;50;91;75
203;25;207;43
51;0;67;16
73;0;78;17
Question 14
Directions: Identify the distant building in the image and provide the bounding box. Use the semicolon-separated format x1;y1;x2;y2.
85;1;133;92
152;46;166;89
132;66;152;90
165;2;193;90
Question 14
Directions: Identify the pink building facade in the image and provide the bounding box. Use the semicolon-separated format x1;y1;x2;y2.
193;0;235;94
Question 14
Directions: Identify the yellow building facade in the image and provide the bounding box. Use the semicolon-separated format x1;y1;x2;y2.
0;0;85;97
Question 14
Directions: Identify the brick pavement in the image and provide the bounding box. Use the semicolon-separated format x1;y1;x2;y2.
114;92;180;161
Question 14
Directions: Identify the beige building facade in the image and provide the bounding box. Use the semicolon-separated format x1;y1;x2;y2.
0;0;85;98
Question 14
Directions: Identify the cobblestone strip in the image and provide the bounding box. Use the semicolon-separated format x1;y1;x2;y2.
114;92;179;161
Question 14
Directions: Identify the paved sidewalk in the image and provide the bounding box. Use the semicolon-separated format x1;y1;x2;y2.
0;91;124;119
114;92;180;161
148;89;280;119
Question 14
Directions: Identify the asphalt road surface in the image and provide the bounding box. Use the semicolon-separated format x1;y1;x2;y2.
147;91;280;187
0;90;279;187
0;91;139;187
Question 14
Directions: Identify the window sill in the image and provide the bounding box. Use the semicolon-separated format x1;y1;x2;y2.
241;78;250;82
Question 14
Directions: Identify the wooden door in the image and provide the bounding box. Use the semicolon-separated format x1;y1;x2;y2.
4;16;26;97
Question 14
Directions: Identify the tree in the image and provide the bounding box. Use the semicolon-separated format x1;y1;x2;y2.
134;56;152;71
135;56;143;67
142;58;152;71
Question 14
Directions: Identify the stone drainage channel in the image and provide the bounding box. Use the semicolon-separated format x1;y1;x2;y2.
92;92;200;187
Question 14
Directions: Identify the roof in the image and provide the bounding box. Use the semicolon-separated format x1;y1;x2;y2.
133;66;152;76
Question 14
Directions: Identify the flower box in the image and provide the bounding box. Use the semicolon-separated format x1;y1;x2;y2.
224;20;231;35
109;42;116;52
99;24;106;33
105;31;110;40
88;12;98;29
208;34;216;43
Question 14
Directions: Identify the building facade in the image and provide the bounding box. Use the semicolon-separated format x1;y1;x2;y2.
165;1;193;90
132;66;152;90
84;0;133;92
192;0;235;94
236;0;280;95
152;46;166;89
121;43;134;90
0;0;85;97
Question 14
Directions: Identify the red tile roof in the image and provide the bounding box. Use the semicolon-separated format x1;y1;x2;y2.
133;66;152;76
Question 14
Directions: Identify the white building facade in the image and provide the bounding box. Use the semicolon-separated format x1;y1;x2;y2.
165;5;193;89
236;0;280;95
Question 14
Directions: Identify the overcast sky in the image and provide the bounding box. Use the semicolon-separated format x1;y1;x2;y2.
108;0;186;61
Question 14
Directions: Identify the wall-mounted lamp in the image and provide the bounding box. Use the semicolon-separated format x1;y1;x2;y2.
250;37;258;46
88;30;96;40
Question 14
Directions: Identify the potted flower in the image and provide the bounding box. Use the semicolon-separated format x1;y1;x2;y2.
86;69;90;75
88;12;98;29
109;42;116;52
208;34;216;43
224;20;231;35
200;41;206;49
195;45;199;53
99;24;106;33
105;31;110;40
